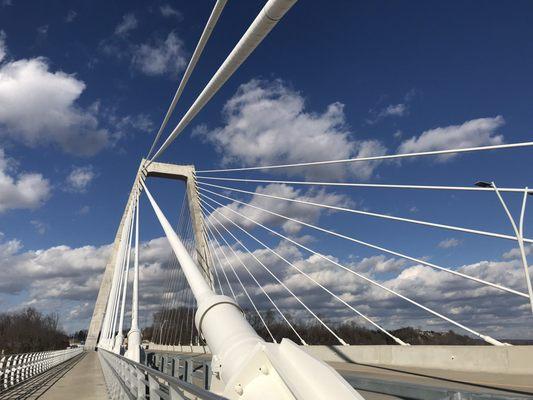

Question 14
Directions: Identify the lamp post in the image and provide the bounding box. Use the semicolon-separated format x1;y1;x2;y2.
475;181;533;314
158;320;168;345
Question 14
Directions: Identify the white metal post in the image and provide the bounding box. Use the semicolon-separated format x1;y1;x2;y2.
492;182;533;314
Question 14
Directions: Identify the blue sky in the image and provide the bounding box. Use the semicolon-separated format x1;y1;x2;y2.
1;0;532;339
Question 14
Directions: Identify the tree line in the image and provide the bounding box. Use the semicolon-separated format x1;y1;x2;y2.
145;307;482;345
0;308;70;354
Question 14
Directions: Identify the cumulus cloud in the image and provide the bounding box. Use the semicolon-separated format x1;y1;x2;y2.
0;36;110;155
195;79;387;180
132;32;187;77
205;183;352;234
0;233;177;331
0;148;51;212
398;116;505;158
2;223;532;337
65;166;96;193
206;236;533;338
115;13;138;36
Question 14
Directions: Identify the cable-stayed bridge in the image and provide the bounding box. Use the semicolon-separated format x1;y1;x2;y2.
1;0;532;399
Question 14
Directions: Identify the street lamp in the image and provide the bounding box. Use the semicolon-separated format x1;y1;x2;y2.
474;181;493;188
475;180;533;314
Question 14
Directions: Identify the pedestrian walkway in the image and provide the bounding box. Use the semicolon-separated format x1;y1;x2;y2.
39;351;108;400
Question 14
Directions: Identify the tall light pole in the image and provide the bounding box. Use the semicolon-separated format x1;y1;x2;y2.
475;181;533;314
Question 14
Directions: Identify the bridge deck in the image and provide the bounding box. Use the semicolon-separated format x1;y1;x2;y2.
39;351;108;400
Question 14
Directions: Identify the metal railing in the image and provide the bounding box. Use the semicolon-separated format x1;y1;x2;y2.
98;349;226;400
0;348;83;392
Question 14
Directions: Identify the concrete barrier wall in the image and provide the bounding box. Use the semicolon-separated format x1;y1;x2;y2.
147;342;532;375
303;345;533;375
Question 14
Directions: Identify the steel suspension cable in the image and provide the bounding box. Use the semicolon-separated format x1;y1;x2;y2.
204;229;225;295
146;0;228;159
200;200;348;345
198;186;528;299
206;225;238;300
197;141;533;173
198;203;305;344
195;176;532;194
202;215;277;342
149;0;298;162
200;193;507;346
202;202;406;345
198;181;533;244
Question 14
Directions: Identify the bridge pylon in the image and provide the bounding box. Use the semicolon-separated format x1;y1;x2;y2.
85;159;213;350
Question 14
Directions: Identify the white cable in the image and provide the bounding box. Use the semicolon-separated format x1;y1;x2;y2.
205;230;225;295
199;186;528;299
197;141;533;173
117;202;136;341
201;199;348;346
206;222;238;300
202;199;407;346
198;181;533;245
149;0;298;162
196;176;531;194
199;202;305;345
147;0;228;159
201;192;507;346
203;217;277;343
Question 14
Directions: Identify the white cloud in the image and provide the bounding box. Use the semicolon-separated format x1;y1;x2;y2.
207;236;533;338
132;32;187;77
160;4;182;19
0;36;110;155
206;183;351;234
2;225;532;337
438;238;461;249
0;148;51;212
195;79;387;180
398;116;505;157
65;166;95;193
115;13;138;36
0;234;175;331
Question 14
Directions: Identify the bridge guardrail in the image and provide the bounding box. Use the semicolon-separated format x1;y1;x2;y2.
0;347;83;392
98;349;227;400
